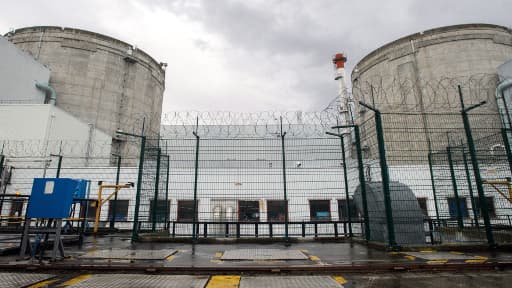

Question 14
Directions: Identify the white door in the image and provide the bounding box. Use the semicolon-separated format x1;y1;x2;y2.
210;199;237;237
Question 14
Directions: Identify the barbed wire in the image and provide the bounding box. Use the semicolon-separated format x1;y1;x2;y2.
0;139;140;159
160;74;501;138
160;111;342;138
352;73;499;112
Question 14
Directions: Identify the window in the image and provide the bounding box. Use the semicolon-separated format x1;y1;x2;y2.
473;196;496;218
107;200;129;221
177;200;197;222
267;200;287;222
149;200;171;222
447;197;469;219
238;201;260;222
310;200;331;221
338;199;359;220
417;197;429;217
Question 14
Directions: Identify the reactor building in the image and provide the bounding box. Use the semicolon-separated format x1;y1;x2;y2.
4;26;166;157
350;24;512;160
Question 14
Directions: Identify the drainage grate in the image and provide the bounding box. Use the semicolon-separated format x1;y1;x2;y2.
66;274;209;288
240;276;343;288
221;249;308;260
80;249;177;260
0;272;55;288
403;252;476;261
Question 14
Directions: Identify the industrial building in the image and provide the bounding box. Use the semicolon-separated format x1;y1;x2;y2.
0;24;511;246
351;23;512;113
4;26;166;157
350;24;512;161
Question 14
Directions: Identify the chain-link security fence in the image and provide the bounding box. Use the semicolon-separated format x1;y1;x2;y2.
353;84;512;248
2;75;511;248
0;139;140;236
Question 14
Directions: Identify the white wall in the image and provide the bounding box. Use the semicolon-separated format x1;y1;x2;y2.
0;104;112;158
0;36;50;104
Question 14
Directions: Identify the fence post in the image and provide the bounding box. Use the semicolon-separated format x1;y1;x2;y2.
152;148;162;232
359;101;397;249
54;155;63;178
458;85;495;247
116;124;147;242
0;153;4;213
164;155;170;229
446;146;464;229
110;154;122;229
192;131;200;241
339;134;353;237
427;152;441;224
462;148;479;228
354;126;371;241
133;135;146;241
329;125;371;241
279;117;289;243
0;154;4;178
501;128;512;175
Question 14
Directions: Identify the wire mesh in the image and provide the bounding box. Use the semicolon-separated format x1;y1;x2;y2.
150;135;360;239
0;140;140;232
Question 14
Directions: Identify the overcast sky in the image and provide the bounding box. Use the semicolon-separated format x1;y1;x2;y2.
1;0;510;113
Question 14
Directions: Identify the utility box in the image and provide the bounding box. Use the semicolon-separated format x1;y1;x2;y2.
26;178;80;219
353;181;425;245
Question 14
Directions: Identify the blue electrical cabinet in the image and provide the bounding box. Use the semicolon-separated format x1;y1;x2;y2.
26;178;79;219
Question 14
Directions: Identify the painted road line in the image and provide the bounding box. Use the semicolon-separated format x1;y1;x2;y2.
309;255;321;261
474;255;488;260
450;251;465;255
420;250;435;253
166;255;176;262
333;276;347;285
465;259;487;264
206;275;240;288
28;278;58;288
404;255;416;261
426;260;448;264
388;251;401;255
215;252;223;258
210;259;223;264
57;274;92;287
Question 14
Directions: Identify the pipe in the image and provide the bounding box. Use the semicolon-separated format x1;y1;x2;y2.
35;82;57;105
497;78;512;128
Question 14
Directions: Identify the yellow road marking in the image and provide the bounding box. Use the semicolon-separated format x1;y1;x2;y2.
474;255;488;260
426;260;448;264
309;255;321;261
420;250;435;253
206;275;240;288
58;274;92;287
404;255;416;261
388;251;401;255
333;276;347;285
210;259;223;263
465;259;487;264
215;252;223;258
27;279;58;288
166;255;176;262
450;251;464;255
